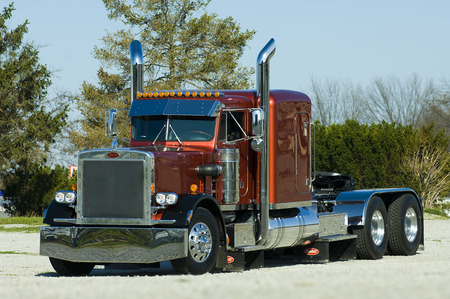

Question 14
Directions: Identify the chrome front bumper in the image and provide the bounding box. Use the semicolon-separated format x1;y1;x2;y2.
40;226;188;264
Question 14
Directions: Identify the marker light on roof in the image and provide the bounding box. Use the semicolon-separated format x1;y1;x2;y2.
137;90;224;99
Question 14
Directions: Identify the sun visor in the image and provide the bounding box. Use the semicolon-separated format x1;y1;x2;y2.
129;99;223;117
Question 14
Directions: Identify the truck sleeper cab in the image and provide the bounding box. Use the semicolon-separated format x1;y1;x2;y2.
40;39;424;276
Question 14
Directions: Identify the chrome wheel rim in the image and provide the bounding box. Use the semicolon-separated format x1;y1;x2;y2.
404;207;418;243
188;222;212;263
371;210;385;246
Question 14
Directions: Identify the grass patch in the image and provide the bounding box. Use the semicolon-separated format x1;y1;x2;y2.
0;251;30;255
0;217;43;225
0;217;43;233
0;226;41;233
424;208;450;219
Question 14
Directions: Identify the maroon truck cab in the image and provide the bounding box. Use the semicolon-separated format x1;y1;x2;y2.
128;88;312;217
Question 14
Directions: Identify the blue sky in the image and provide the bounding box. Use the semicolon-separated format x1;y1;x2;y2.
10;0;450;97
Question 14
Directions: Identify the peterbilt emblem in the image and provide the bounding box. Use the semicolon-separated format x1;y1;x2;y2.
227;256;235;264
302;240;311;246
107;152;120;158
304;248;319;256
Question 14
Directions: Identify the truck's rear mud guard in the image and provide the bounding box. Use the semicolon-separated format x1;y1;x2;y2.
333;188;421;225
333;188;424;248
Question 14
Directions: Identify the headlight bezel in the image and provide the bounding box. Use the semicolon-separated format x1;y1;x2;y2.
55;192;66;203
55;191;77;204
155;192;178;206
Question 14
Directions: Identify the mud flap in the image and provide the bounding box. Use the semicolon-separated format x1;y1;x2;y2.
294;234;357;263
223;250;264;272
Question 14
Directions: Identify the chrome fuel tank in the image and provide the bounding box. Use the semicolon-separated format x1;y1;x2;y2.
264;207;319;249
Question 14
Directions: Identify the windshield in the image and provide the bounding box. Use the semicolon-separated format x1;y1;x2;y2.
132;115;216;142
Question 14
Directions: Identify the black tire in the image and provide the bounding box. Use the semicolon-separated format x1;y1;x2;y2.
354;196;388;259
388;194;422;255
49;257;94;276
171;207;220;275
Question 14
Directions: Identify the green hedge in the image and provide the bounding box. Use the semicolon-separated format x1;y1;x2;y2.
314;121;449;200
2;164;76;217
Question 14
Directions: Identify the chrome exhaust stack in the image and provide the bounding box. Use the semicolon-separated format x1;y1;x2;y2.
256;38;276;245
130;40;144;102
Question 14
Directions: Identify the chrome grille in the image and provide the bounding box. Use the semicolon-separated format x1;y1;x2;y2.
82;160;144;219
76;149;154;225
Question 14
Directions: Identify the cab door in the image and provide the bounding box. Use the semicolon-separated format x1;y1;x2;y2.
217;110;251;203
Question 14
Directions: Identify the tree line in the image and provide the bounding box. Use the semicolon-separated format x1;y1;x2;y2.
0;1;448;216
308;75;449;135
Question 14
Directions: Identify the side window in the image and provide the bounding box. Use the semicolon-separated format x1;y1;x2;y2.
219;111;245;141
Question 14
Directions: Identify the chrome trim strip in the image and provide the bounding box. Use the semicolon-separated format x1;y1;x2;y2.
53;218;76;224
219;201;312;211
220;204;254;211
40;226;187;264
269;201;312;209
53;218;177;225
152;219;176;225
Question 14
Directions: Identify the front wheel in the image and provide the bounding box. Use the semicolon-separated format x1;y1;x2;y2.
49;257;94;276
171;207;219;275
388;194;422;255
354;196;388;259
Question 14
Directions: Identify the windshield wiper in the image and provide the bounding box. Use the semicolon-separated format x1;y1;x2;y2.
152;118;182;146
169;124;182;146
152;124;166;145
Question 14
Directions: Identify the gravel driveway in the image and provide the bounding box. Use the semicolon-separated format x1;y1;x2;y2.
1;216;449;299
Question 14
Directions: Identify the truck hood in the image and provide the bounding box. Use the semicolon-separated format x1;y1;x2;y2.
139;146;210;195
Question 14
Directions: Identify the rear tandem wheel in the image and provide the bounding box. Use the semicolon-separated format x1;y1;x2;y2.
387;193;422;255
354;196;389;259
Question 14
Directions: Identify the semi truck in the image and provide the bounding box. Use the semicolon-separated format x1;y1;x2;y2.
40;39;424;276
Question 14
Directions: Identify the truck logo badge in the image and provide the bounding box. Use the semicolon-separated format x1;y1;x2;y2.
227;256;235;264
302;240;311;246
107;152;119;158
304;248;319;256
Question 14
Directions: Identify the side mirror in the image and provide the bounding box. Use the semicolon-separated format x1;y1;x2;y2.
251;108;264;136
107;109;118;137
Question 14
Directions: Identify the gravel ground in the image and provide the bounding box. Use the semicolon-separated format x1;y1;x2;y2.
1;216;449;299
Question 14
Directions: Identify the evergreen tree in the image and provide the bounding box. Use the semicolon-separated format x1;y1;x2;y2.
70;0;255;151
0;3;68;182
3;163;76;216
99;0;255;90
70;68;129;151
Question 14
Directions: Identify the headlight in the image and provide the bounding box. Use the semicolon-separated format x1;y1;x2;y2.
65;192;76;204
156;193;166;205
155;192;178;205
54;191;76;204
166;193;178;205
55;192;66;203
